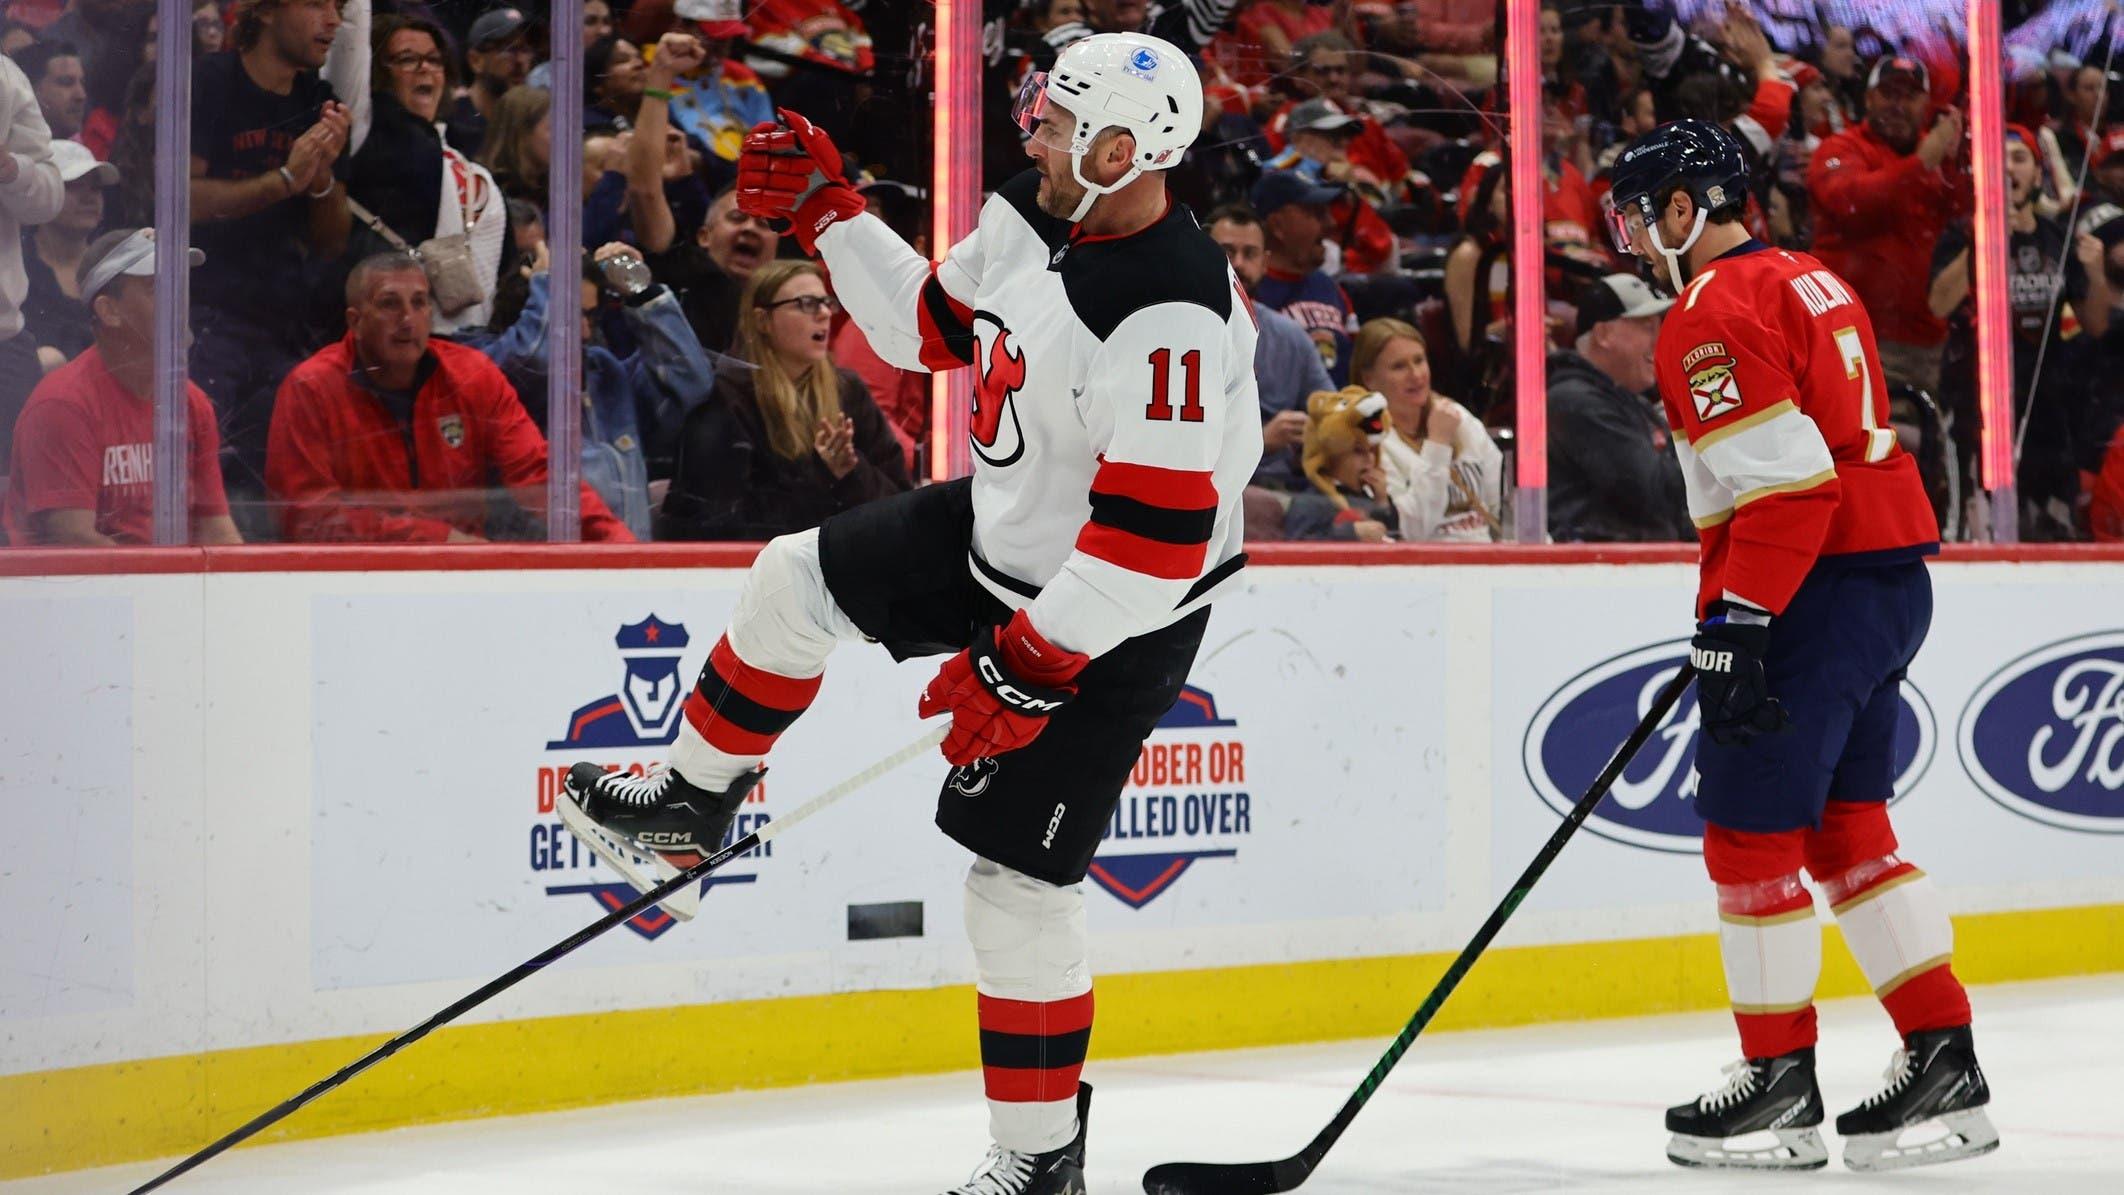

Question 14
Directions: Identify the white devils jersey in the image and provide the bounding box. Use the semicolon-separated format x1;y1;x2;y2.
820;169;1260;659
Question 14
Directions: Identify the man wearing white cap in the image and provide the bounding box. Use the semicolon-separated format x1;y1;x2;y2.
0;50;64;471
1546;272;1691;543
22;139;119;367
3;228;240;546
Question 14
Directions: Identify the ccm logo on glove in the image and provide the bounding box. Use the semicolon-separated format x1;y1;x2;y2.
919;610;1090;766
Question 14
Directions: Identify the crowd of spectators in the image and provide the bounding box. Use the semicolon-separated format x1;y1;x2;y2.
0;0;2119;548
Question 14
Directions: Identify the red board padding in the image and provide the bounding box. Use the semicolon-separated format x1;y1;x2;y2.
6;541;2124;578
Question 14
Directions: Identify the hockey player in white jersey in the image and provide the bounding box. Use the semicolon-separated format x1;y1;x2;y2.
560;32;1258;1195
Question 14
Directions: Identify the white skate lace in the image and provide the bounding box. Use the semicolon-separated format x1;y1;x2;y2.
1698;1059;1759;1112
595;767;673;807
1860;1048;1915;1110
952;1145;1036;1195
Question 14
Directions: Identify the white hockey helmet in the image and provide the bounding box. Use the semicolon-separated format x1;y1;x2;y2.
1011;33;1204;222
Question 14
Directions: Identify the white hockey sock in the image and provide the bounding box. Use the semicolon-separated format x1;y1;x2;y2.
668;530;864;790
966;858;1091;1154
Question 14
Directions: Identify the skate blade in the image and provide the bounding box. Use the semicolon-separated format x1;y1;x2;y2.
1842;1107;2000;1172
1667;1127;1829;1171
555;788;703;922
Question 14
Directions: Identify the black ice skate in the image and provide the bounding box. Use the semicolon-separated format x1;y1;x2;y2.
555;763;762;922
1665;1048;1828;1170
945;1083;1091;1195
1836;1025;1998;1171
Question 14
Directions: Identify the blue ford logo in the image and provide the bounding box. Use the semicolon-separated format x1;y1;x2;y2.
1957;631;2124;833
1523;641;1934;853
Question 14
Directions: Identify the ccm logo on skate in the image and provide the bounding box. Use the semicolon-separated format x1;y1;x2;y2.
533;614;773;941
1958;630;2124;834
1524;641;1934;854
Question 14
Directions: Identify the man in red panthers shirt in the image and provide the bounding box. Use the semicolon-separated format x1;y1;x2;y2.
265;252;631;544
3;228;240;546
1611;120;1993;1176
1806;56;1968;394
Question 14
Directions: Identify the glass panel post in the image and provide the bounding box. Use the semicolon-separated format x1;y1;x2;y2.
1506;0;1546;543
547;0;585;541
152;1;193;546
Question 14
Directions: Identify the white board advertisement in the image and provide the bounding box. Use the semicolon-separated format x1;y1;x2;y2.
1494;564;2124;930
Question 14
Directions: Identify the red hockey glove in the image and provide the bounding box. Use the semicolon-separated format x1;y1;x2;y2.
918;610;1090;767
735;108;866;255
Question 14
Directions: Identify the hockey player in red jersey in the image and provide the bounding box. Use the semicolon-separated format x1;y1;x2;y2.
559;32;1260;1195
1607;120;1997;1173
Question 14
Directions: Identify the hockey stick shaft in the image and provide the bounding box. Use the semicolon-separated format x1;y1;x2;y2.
129;724;948;1195
1144;665;1696;1194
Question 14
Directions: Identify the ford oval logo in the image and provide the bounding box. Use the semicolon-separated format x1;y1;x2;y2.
1957;631;2124;833
1523;641;1934;853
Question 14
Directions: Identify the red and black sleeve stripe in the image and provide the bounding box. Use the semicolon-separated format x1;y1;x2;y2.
978;991;1094;1104
682;635;823;756
1075;457;1219;581
916;266;976;371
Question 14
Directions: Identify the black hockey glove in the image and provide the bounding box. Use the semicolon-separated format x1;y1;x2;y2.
1689;611;1790;746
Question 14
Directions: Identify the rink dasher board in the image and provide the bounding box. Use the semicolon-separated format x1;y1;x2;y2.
1;556;2120;1179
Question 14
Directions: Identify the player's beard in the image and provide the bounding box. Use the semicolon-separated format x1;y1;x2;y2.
1036;158;1092;219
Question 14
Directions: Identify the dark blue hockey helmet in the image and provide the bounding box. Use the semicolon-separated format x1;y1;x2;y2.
1604;118;1750;256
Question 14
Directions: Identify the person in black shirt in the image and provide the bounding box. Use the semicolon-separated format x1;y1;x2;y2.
188;0;351;521
628;63;778;357
1931;124;2114;539
1547;274;1693;542
21;140;117;370
658;260;908;539
443;5;535;155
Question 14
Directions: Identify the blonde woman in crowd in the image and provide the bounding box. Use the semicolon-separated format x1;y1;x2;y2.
657;260;909;539
1352;316;1502;541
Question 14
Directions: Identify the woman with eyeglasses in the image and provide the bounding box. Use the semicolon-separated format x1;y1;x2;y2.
329;1;514;336
658;260;911;540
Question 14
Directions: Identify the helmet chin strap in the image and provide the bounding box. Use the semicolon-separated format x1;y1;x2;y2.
1646;205;1710;294
1066;143;1145;223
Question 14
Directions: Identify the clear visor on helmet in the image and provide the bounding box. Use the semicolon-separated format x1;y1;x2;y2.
1606;192;1650;257
1011;71;1077;152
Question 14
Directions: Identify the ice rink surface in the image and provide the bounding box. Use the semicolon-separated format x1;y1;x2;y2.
13;975;2118;1194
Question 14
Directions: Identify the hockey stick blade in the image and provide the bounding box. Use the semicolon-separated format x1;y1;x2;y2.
127;724;948;1195
1142;667;1696;1195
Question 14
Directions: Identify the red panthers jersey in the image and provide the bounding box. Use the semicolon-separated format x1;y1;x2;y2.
1655;243;1938;618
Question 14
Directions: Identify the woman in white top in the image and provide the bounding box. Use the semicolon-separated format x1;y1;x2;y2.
1353;317;1503;542
327;0;511;337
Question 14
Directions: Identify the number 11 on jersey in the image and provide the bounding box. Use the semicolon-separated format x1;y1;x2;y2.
1146;348;1204;423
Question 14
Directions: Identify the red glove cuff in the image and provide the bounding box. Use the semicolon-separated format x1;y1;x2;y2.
994;610;1088;689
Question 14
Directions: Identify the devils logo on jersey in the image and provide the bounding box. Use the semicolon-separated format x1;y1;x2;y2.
972;310;1027;467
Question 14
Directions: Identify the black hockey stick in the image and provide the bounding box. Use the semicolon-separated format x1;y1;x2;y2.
1142;665;1697;1195
127;725;947;1195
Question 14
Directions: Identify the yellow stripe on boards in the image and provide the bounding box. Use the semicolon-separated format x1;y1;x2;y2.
6;902;2119;1180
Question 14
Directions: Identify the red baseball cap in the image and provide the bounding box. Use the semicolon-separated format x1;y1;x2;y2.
2097;127;2124;170
676;0;747;39
1867;55;1930;95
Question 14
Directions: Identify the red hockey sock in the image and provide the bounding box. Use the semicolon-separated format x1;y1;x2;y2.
978;990;1094;1106
1706;825;1821;1058
682;634;823;758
